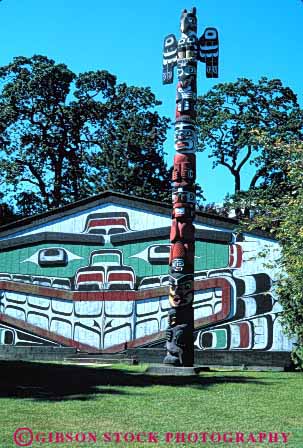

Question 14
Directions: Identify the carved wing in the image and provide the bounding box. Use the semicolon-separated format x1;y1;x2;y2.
162;34;178;84
199;27;219;78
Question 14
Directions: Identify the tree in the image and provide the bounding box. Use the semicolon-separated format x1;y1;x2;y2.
0;55;81;214
196;77;303;197
243;138;303;369
198;202;229;217
196;78;303;367
0;55;171;215
74;72;171;202
0;193;16;225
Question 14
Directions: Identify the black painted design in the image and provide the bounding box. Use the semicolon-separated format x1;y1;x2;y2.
75;249;135;291
0;322;58;346
38;248;68;267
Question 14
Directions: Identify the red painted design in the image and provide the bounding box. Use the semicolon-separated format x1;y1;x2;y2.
0;277;233;352
170;219;195;243
172;153;196;185
0;278;231;306
229;244;243;268
170;242;185;259
77;273;104;283
194;278;232;327
107;272;134;282
0;313;100;353
238;322;250;348
87;218;127;228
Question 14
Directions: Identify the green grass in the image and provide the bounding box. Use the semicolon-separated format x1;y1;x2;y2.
0;361;302;447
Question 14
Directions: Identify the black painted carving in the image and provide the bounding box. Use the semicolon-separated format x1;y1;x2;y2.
162;7;219;366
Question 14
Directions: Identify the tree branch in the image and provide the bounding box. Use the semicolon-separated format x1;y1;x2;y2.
249;166;268;189
237;145;252;171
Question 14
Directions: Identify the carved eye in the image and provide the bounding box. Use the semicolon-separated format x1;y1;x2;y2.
165;36;175;46
38;248;68;266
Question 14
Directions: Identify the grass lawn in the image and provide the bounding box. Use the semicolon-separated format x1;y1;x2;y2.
0;361;302;447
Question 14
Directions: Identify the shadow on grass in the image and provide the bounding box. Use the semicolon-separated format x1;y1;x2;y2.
0;361;265;402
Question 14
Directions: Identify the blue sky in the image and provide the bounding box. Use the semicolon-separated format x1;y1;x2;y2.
1;0;303;203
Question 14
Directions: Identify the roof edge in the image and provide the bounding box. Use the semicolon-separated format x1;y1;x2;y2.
0;190;276;241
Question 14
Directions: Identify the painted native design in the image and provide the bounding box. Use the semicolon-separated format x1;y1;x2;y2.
162;7;219;366
0;200;293;356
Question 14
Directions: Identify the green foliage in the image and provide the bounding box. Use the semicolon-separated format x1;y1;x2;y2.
197;78;303;368
238;139;303;369
198;201;229;217
196;77;303;195
273;150;303;368
0;55;171;215
0;196;16;225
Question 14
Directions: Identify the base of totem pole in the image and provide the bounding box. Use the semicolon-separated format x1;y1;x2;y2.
145;364;200;377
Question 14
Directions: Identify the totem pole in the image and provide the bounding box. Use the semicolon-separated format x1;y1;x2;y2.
162;7;219;366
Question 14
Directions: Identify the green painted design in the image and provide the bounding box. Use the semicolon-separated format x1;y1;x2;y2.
196;241;228;271
123;239;229;276
214;329;227;349
0;243;93;278
0;237;229;280
91;253;120;265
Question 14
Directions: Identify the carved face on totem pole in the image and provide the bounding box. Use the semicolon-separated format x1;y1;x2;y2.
172;153;196;185
168;273;194;307
180;8;197;34
169;241;195;274
162;6;219;367
177;60;197;81
174;120;197;152
177;81;196;100
172;187;196;208
176;80;197;117
177;35;198;60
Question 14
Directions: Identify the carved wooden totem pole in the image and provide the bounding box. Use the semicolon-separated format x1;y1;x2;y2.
162;7;219;366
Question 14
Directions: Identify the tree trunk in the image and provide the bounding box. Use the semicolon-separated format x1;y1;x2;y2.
234;171;242;218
